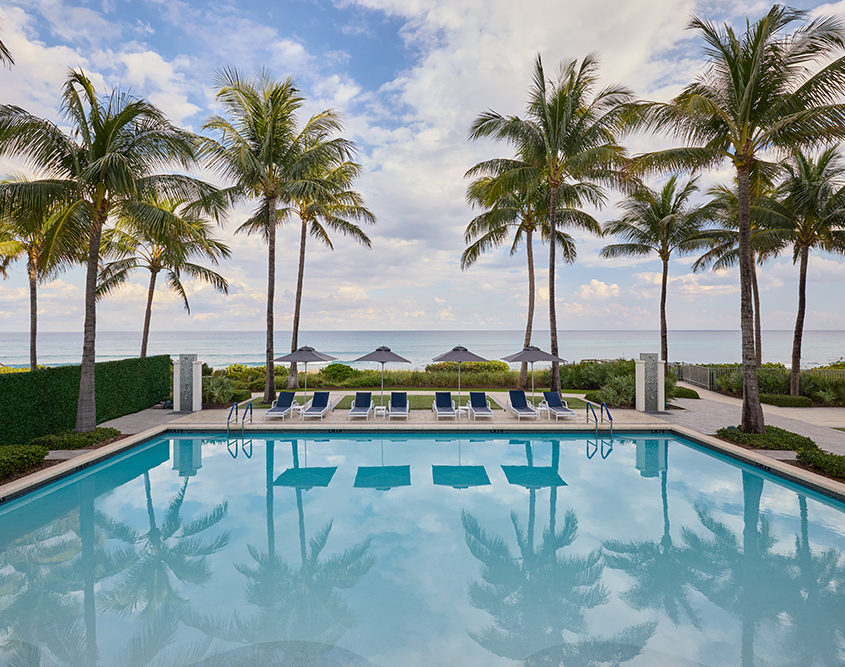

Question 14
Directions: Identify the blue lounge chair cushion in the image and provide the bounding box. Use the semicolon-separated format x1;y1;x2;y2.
435;392;453;410
470;392;489;409
509;390;530;410
354;392;371;408
543;391;564;408
270;393;295;411
310;392;329;409
390;393;407;409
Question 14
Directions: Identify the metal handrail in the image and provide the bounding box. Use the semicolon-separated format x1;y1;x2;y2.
226;402;239;438
600;403;614;438
242;402;253;427
585;403;599;437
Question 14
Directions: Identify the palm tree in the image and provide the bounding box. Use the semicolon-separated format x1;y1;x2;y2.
0;69;220;432
0;175;84;369
278;139;374;391
600;175;709;363
462;166;597;389
468;54;632;392
692;179;786;366
98;196;231;358
627;5;845;433
775;148;845;395
0;19;13;68
203;68;354;403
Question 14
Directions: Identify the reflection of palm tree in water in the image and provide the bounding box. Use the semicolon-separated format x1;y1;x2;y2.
781;494;845;666
194;439;375;647
603;445;701;628
463;440;655;665
0;486;137;667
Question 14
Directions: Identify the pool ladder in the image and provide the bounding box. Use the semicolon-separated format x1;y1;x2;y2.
585;402;613;438
586;439;614;459
226;401;253;459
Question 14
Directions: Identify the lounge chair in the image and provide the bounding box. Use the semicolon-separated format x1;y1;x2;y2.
467;391;494;421
540;391;577;421
507;389;538;420
264;392;299;421
388;392;409;420
432;392;456;420
348;392;374;420
302;391;333;420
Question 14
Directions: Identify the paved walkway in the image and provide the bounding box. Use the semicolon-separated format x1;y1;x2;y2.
654;383;845;455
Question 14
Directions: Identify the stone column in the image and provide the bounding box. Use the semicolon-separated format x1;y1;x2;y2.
635;352;665;412
175;353;198;411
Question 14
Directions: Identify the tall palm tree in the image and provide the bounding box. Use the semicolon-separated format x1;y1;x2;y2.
0;175;84;369
692;180;786;366
468;54;631;392
0;70;220;432
775;147;845;395
278;141;374;390
600;175;709;363
462;168;597;389
627;5;845;433
98;196;231;358
203;68;354;402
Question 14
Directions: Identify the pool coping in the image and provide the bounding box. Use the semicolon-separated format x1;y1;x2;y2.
2;422;845;505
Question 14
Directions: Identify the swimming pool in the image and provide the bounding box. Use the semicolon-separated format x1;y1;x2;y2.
1;432;844;666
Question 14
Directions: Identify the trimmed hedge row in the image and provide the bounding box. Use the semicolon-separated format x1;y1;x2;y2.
29;427;122;451
0;444;48;480
759;393;813;408
717;425;845;481
674;386;700;399
0;355;170;446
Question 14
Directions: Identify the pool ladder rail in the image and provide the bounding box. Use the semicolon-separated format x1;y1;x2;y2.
226;401;254;459
585;402;613;438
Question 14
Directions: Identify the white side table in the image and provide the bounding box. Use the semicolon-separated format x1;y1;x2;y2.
457;406;470;420
374;405;387;419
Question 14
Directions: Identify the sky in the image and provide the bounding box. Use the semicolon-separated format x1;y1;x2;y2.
1;0;845;335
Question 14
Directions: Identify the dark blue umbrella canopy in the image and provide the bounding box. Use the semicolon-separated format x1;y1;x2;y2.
432;346;487;414
274;346;337;402
353;346;412;405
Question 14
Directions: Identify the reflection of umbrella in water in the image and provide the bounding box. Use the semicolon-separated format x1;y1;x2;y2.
274;439;337;490
432;438;490;489
501;345;567;405
354;441;410;491
275;346;337;403
353;346;411;407
432;345;488;414
502;439;567;489
186;640;380;666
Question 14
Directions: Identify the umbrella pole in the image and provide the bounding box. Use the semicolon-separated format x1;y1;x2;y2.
531;361;535;406
458;362;462;419
381;362;385;407
303;362;308;405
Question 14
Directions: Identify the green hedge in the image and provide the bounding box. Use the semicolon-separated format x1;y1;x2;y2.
759;393;813;408
0;444;48;481
674;386;700;399
0;355;171;446
798;447;845;480
28;427;121;451
716;425;816;451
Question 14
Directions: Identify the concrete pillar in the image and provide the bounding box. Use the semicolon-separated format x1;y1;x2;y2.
174;354;200;411
635;352;665;412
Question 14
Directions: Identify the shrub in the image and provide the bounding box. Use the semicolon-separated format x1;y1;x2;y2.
203;375;235;404
583;391;602;404
815;388;843;406
0;355;170;447
425;360;510;374
0;366;30;374
0;445;48;482
798;447;845;480
554;359;635;390
202;363;214;376
716;425;816;451
759;393;813;408
673;386;700;399
595;374;637;408
320;363;359;383
29;427;121;450
232;389;252;403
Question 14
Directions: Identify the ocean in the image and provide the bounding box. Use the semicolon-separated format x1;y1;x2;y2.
2;330;844;369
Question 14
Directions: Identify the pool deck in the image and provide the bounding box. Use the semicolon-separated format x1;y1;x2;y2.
4;386;845;506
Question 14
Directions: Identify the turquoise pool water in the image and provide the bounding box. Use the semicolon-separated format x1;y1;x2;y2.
1;432;844;666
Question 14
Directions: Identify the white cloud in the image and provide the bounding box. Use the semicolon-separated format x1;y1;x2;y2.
576;279;620;300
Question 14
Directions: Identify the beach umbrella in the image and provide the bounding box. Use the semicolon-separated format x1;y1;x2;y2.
501;345;567;406
432;345;488;417
353;346;411;407
274;346;337;403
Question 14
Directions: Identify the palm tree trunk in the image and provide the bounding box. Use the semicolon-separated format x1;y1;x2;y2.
736;164;764;433
27;253;37;371
548;186;560;393
76;216;105;433
751;258;762;367
264;197;278;404
287;215;308;390
519;227;536;389
660;256;669;362
140;269;158;359
79;489;98;667
790;245;809;397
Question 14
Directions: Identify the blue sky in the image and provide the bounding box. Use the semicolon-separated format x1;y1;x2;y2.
1;0;845;334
